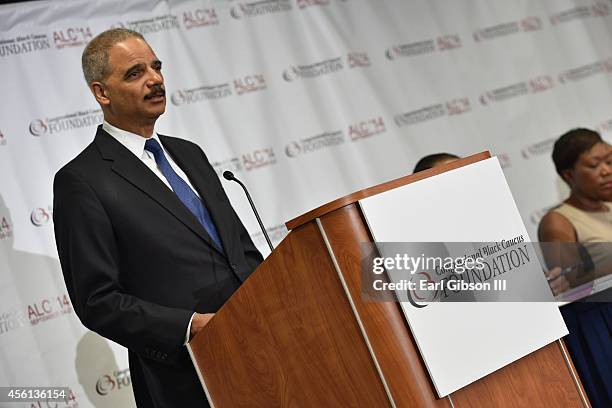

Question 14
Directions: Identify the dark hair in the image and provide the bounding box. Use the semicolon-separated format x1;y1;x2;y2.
413;153;459;173
552;128;602;177
82;28;145;85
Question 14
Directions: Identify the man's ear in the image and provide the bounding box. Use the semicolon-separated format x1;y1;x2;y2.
91;82;110;107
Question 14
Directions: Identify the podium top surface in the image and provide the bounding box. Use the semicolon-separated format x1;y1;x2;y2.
285;151;491;230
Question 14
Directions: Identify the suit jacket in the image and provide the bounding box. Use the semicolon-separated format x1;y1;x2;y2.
53;126;263;407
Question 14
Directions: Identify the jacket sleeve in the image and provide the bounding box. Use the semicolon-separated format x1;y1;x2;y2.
53;167;193;365
236;207;265;273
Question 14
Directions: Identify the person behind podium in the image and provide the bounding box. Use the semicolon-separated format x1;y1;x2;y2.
538;128;612;408
412;153;459;173
538;129;612;287
53;28;263;407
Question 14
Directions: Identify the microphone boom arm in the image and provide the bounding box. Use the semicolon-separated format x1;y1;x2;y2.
223;171;274;252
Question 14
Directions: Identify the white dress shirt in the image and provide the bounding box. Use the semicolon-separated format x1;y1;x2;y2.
102;121;201;198
102;120;196;344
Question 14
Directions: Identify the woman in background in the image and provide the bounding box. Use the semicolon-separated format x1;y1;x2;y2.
539;128;612;408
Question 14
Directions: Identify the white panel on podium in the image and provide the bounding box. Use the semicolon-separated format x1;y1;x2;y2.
359;157;568;397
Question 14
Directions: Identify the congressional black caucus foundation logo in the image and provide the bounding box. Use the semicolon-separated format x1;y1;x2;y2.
480;75;554;105
283;57;343;81
230;0;292;19
96;368;132;396
0;310;26;336
407;271;441;308
473;17;542;42
386;39;435;60
376;239;529;308
172;74;265;105
30;206;53;227
394;104;445;127
0;33;50;58
394;97;471;128
550;3;609;25
52;26;93;49
285;131;345;157
113;14;179;34
385;34;462;60
182;7;219;29
558;58;612;84
29;109;103;136
171;83;232;106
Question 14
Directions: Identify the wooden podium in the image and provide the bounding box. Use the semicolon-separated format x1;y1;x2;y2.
188;152;590;407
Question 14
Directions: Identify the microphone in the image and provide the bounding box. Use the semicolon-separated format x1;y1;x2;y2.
223;171;274;252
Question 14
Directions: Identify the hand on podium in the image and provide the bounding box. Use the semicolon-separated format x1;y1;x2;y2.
190;313;215;340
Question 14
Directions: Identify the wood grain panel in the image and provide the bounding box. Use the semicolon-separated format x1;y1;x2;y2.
286;151;490;230
189;221;391;407
450;341;588;407
320;204;452;408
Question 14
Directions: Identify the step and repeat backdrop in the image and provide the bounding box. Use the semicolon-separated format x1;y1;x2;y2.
1;0;611;406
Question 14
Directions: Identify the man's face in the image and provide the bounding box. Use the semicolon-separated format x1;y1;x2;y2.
566;142;612;200
94;37;166;127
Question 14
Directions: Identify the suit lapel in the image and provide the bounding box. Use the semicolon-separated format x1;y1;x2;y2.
94;127;219;250
160;135;230;256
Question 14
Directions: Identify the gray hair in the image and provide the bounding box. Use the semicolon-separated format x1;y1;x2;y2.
81;28;145;85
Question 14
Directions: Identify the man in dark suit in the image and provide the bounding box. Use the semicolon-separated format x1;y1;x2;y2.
53;28;263;407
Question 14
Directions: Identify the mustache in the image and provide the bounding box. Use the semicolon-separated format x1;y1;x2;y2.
144;85;165;100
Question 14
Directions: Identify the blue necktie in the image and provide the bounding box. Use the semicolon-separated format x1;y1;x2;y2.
144;138;223;250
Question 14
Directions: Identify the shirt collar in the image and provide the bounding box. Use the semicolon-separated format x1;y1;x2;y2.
102;120;162;158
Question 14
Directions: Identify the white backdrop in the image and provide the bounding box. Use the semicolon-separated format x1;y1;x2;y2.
1;0;611;406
